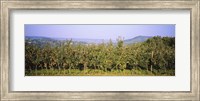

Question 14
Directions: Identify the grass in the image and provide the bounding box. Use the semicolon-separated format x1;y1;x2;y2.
25;68;174;76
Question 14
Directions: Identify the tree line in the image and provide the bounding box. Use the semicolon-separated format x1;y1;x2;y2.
25;36;175;76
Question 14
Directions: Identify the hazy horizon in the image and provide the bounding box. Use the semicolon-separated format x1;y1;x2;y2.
25;24;175;40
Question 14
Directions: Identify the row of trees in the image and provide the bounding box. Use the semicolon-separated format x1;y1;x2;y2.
25;36;175;75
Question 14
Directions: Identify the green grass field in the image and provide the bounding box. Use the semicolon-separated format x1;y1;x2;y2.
25;68;174;76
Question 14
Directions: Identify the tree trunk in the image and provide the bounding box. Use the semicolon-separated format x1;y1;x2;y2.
146;64;148;71
45;63;47;70
69;64;71;74
29;66;32;72
64;67;65;75
94;65;96;70
151;51;154;72
35;65;37;76
84;62;87;74
58;63;61;70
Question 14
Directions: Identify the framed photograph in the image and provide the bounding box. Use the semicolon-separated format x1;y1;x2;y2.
1;0;199;100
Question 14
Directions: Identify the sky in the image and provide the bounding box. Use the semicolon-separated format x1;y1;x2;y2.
25;24;175;40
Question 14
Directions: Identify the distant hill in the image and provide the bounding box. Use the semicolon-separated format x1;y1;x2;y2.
25;36;53;40
124;36;152;44
65;38;110;44
25;35;152;44
25;36;110;44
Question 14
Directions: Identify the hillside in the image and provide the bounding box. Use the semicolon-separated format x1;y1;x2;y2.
124;36;152;44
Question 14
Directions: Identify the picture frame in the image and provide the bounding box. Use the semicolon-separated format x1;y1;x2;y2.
1;0;199;100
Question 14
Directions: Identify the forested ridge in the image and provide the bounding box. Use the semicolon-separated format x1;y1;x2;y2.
25;36;175;76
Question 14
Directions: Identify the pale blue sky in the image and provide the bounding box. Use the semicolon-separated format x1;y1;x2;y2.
25;24;175;40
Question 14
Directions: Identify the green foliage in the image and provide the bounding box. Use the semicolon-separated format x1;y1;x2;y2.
25;36;175;76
